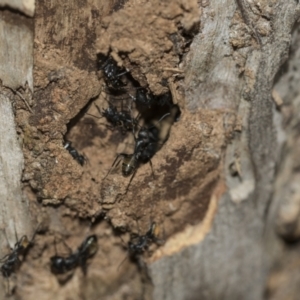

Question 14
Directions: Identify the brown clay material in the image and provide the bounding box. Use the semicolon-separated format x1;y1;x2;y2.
12;0;237;298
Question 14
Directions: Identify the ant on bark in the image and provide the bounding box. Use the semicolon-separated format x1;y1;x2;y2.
0;225;39;295
129;88;173;109
128;222;162;257
50;235;98;277
63;141;86;166
104;113;170;191
118;222;163;269
89;101;140;134
1;237;30;278
98;55;128;90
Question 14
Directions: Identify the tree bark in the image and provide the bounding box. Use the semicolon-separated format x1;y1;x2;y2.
1;0;300;299
0;0;35;296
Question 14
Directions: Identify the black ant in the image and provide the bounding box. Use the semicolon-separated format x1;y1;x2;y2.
118;222;163;269
132;112;170;164
50;235;98;276
1;236;30;278
91;102;139;134
99;55;128;90
128;222;161;257
63;141;86;166
104;113;170;191
134;122;161;164
0;226;38;294
129;88;156;108
130;88;173;109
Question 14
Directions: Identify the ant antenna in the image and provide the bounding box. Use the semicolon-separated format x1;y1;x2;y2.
2;229;11;251
85;103;104;120
115;70;129;78
13;222;19;247
158;113;170;123
117;234;129;271
117;236;133;271
5;276;10;296
117;253;129;271
61;238;73;255
85;112;100;119
103;153;123;180
54;237;58;256
30;223;41;243
148;159;155;179
118;234;127;247
125;168;137;194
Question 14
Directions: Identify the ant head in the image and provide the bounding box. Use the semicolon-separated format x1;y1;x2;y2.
127;235;146;257
128;241;134;251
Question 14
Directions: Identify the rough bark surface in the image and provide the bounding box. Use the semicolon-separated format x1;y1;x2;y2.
1;0;300;299
148;1;300;299
0;0;34;17
0;3;34;297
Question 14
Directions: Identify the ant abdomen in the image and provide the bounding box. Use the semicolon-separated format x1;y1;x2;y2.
121;155;138;177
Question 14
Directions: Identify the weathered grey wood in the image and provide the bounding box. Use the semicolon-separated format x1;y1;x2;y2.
0;0;33;260
0;92;32;239
0;0;299;298
0;9;33;90
0;0;34;17
149;1;300;299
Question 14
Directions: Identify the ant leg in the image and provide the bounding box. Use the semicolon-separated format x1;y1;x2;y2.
116;70;129;78
85;103;104;120
158;112;171;123
2;229;12;251
13;222;19;247
131;116;143;144
130;232;140;239
0;252;10;262
53;236;72;256
6;277;10;296
117;254;129;271
60;238;73;255
82;153;89;166
84;117;115;130
53;237;58;256
94;103;103;117
118;234;127;247
149;159;155;179
28;223;41;245
125;168;137;193
128;93;136;105
116;234;130;270
85;112;104;120
103;153;124;180
135;112;141;122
